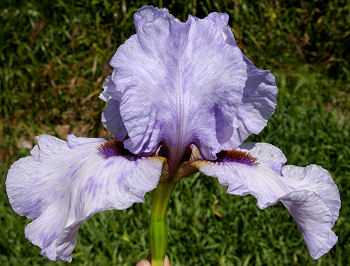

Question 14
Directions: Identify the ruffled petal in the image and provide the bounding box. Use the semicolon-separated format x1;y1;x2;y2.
219;57;278;150
103;6;277;161
281;191;338;259
192;142;340;259
6;134;164;262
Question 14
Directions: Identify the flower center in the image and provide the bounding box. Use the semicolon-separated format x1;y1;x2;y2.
98;140;133;158
215;150;259;165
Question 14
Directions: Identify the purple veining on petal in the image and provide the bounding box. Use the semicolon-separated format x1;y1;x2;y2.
105;160;115;168
84;176;99;198
117;173;126;187
216;150;259;166
74;206;77;217
117;173;131;193
42;232;57;247
69;168;78;179
23;199;43;219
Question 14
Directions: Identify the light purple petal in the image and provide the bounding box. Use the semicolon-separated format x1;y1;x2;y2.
99;77;127;140
193;142;340;259
101;98;128;140
6;134;164;262
103;6;277;162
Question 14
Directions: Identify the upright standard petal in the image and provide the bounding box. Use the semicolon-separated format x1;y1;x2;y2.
6;134;164;262
192;142;340;259
99;76;128;140
103;6;277;163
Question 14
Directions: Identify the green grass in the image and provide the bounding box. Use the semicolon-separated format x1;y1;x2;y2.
1;0;349;265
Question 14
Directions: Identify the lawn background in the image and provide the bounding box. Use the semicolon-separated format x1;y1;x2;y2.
0;0;349;265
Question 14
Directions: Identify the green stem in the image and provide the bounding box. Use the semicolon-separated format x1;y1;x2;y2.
150;179;176;266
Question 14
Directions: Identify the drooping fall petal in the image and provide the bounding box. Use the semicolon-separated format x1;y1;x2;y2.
192;142;340;259
6;135;164;262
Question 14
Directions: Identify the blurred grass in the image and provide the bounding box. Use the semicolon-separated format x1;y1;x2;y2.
0;0;349;265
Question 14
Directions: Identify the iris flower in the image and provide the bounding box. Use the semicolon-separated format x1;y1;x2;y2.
6;6;340;265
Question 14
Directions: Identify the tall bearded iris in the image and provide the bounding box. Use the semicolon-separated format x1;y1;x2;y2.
6;6;340;265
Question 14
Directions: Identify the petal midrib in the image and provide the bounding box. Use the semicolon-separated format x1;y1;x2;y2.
168;23;191;174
